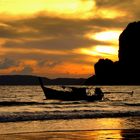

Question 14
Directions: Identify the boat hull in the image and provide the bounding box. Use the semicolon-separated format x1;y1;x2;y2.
43;87;103;101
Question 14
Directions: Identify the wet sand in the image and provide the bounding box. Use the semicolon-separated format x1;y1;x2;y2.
0;117;139;139
0;129;140;140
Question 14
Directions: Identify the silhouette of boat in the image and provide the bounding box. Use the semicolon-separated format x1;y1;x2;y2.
38;77;104;101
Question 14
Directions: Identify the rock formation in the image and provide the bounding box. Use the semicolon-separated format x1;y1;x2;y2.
85;21;140;85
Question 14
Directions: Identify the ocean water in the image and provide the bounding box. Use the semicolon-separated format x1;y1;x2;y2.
0;86;139;134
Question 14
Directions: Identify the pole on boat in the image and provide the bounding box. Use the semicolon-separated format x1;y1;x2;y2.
38;77;46;95
38;77;44;88
104;91;134;95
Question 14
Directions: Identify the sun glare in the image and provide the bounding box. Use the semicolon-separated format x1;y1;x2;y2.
79;45;118;56
83;30;120;61
77;45;118;61
95;45;118;55
87;30;121;43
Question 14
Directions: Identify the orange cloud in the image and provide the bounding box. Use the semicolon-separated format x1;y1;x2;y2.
0;0;133;78
75;45;118;61
0;0;127;20
0;64;23;74
0;0;95;19
96;8;126;19
34;62;93;78
0;47;68;55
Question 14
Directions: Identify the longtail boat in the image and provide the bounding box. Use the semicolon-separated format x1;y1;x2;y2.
38;77;104;101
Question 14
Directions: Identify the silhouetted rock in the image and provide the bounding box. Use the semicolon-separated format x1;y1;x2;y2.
119;21;140;64
118;21;140;83
84;75;96;85
94;59;114;84
85;21;140;85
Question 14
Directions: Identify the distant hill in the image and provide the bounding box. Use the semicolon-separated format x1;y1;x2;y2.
0;75;86;85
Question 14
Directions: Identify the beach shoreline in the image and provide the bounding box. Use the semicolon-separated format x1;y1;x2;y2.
0;117;139;139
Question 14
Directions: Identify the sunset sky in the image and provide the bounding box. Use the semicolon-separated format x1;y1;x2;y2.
0;0;139;78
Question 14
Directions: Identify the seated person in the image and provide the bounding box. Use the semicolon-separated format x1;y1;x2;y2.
95;87;104;98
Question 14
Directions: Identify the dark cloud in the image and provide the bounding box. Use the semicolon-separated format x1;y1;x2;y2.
11;65;33;75
0;2;139;42
0;58;18;69
0;57;33;75
95;0;140;22
1;15;126;51
18;66;33;75
95;0;136;12
38;59;62;67
4;36;109;50
0;24;18;38
96;0;128;7
1;15;125;39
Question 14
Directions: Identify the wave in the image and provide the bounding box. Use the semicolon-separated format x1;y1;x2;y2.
0;100;89;107
124;103;140;106
0;101;45;106
0;110;140;122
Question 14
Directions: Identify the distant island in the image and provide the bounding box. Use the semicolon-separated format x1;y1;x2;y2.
0;75;85;85
85;21;140;85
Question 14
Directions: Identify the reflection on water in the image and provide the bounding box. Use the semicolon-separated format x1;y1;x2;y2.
0;118;140;139
0;117;139;135
1;130;140;140
85;118;122;139
85;130;122;140
91;118;123;129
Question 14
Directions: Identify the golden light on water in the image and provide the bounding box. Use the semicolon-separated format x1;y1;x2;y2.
85;118;123;139
86;130;122;139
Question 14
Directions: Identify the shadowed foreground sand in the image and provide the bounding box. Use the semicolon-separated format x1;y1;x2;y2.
1;129;140;140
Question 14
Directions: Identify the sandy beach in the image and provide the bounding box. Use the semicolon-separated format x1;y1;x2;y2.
0;117;140;140
0;129;140;140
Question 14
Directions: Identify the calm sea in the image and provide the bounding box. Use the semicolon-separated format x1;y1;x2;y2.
0;86;139;134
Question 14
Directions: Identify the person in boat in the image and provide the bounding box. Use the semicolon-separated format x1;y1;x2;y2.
94;87;104;99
